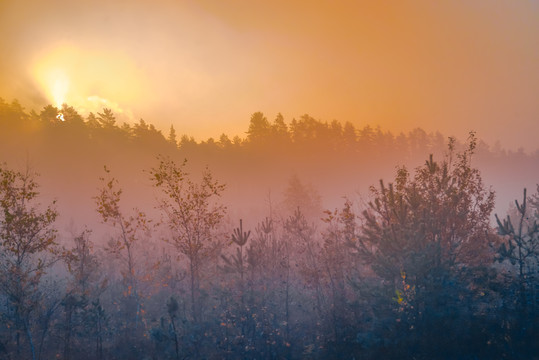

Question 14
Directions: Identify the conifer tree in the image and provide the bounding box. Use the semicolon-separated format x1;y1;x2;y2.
356;133;496;357
168;125;178;146
495;188;539;356
97;108;116;128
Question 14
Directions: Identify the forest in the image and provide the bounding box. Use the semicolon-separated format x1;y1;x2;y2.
0;98;538;359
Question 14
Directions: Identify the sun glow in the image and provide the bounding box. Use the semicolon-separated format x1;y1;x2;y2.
49;69;69;108
30;44;143;118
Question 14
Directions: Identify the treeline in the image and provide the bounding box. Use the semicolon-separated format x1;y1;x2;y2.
1;97;537;219
1;99;535;159
1;98;447;156
0;98;538;359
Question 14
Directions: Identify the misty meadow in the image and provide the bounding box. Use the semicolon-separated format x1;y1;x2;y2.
0;100;538;359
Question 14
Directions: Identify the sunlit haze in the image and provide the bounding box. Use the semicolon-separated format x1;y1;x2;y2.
1;2;539;359
1;0;538;150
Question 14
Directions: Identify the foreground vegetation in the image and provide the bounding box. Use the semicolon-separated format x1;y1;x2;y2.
0;99;538;359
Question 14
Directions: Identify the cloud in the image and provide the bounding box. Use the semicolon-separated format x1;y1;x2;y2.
85;95;133;120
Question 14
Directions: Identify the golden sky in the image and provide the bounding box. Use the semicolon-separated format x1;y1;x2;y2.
1;0;538;150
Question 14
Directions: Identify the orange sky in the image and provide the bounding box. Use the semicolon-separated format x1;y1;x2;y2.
1;0;538;151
